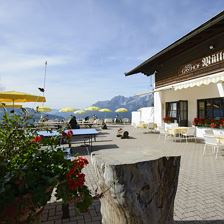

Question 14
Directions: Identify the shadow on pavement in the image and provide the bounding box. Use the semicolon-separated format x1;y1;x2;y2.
97;132;110;135
92;144;119;151
175;220;224;223
41;199;102;223
95;139;113;142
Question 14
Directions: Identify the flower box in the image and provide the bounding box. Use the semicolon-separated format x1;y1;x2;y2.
196;127;224;138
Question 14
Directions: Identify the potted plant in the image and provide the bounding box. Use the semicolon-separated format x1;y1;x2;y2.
163;116;172;123
0;114;92;223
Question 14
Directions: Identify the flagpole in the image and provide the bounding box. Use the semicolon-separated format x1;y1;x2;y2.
42;61;47;107
43;61;47;97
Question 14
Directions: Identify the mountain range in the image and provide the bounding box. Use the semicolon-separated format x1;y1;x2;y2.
0;94;153;120
46;94;153;119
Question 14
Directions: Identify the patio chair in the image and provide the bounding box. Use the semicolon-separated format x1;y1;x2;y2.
158;126;173;142
122;118;130;124
204;129;214;135
181;127;196;143
203;135;220;159
147;122;157;133
164;123;178;131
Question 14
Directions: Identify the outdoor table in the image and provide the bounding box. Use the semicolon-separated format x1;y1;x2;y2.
37;130;60;137
215;135;224;144
78;121;95;128
37;129;98;150
167;127;188;136
35;121;67;130
167;127;188;142
64;128;98;150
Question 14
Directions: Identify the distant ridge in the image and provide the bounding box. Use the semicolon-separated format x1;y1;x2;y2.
48;94;153;119
0;94;154;120
93;94;153;112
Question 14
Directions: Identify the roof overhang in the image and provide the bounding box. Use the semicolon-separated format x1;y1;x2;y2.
154;70;224;92
125;11;224;76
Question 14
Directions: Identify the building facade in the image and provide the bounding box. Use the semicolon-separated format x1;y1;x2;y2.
126;11;224;127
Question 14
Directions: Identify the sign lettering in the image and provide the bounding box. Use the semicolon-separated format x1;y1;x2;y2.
180;50;224;75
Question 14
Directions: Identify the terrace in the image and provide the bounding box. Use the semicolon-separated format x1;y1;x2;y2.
41;125;224;224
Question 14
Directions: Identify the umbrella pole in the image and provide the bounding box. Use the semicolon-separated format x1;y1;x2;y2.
43;61;47;98
1;103;7;115
12;99;15;113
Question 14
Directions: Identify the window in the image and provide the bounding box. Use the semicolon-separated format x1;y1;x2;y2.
166;101;188;126
166;102;177;120
197;97;224;119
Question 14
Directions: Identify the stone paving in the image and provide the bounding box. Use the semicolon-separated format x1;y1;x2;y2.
41;125;224;223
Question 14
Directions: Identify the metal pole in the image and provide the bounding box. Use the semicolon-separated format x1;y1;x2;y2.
43;61;47;98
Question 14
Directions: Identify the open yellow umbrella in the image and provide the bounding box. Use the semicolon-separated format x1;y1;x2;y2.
99;108;112;112
0;91;46;103
85;106;101;111
36;106;52;112
115;108;128;113
59;107;77;112
0;103;22;108
99;108;112;119
74;109;86;115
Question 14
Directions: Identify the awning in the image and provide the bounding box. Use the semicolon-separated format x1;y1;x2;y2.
174;71;224;90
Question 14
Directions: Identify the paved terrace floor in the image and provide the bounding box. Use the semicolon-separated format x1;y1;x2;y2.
41;125;224;224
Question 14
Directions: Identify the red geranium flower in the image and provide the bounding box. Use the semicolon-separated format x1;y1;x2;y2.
65;157;88;190
32;135;42;143
210;122;217;128
67;130;73;138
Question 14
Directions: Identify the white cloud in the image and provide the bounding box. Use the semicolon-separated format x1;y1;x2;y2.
0;0;222;108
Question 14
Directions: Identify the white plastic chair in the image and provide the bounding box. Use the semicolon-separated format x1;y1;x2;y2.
165;123;178;131
204;129;214;135
203;135;220;159
158;126;172;142
181;127;196;143
147;122;157;133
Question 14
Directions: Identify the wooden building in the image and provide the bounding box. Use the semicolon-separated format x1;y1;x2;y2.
126;11;224;127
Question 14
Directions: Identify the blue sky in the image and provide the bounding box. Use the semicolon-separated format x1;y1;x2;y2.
0;0;223;109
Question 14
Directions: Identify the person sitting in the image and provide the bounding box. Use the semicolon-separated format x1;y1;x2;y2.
84;116;89;122
68;116;80;129
116;128;123;137
121;131;129;139
102;121;107;129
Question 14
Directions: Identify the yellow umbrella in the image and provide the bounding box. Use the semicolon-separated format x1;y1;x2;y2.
74;109;86;115
0;103;22;108
99;108;112;119
59;107;77;112
115;108;128;113
85;106;101;111
0;91;46;103
99;108;112;112
36;106;52;112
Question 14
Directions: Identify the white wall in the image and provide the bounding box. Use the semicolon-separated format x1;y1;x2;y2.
131;111;141;127
155;83;222;126
138;107;154;123
154;92;162;126
131;107;154;126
